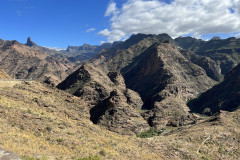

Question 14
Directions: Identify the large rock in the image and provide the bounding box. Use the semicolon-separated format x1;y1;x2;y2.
0;148;21;160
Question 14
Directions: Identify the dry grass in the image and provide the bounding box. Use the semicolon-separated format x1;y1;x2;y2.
0;81;239;160
0;81;163;160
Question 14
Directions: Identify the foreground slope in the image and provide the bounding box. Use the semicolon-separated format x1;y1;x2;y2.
0;81;161;160
0;81;240;160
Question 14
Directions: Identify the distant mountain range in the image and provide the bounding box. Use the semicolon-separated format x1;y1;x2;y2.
0;37;118;85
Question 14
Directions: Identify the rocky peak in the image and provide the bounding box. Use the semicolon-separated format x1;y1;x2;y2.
107;71;126;89
121;33;173;49
26;37;37;47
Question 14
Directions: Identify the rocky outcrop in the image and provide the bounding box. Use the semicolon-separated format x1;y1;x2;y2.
25;37;37;47
188;63;240;115
0;148;21;160
58;63;149;135
107;71;126;89
91;89;149;135
143;98;197;129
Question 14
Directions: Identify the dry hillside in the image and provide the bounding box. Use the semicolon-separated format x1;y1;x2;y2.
0;81;239;160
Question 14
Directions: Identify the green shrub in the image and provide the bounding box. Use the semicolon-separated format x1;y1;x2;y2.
77;155;102;160
99;150;106;156
136;127;165;138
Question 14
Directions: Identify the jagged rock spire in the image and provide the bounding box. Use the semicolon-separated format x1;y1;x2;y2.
26;37;37;47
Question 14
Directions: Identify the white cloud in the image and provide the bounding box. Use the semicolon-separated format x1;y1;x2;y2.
235;33;240;38
86;28;95;32
99;0;240;42
105;1;118;16
44;46;65;51
98;29;111;36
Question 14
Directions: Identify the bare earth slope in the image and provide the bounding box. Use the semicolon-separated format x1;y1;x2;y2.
0;81;161;160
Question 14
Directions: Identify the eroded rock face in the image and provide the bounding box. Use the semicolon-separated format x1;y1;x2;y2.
58;63;149;135
107;72;126;89
143;98;197;129
0;148;21;160
123;43;214;104
91;90;149;135
26;37;37;47
58;64;113;106
124;89;143;110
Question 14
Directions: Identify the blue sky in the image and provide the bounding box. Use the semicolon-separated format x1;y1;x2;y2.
0;0;240;49
0;0;124;48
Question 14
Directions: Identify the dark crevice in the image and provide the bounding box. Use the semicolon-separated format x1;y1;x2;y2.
90;97;111;124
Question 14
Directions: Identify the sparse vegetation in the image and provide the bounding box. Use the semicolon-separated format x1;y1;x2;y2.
99;150;106;156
